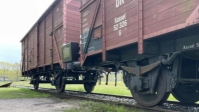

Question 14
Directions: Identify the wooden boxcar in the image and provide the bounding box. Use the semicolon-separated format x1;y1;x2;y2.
21;0;80;72
79;0;199;106
21;0;82;92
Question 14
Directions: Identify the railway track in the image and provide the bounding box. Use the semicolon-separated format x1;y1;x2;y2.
63;90;199;107
12;85;199;106
39;90;176;112
12;85;199;112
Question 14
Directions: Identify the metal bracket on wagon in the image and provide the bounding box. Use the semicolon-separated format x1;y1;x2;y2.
160;52;180;65
121;61;161;75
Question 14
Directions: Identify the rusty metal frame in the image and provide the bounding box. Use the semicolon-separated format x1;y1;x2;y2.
138;0;143;54
121;61;161;75
102;0;106;61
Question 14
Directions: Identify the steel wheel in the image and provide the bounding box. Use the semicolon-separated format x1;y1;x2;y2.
84;83;95;93
55;75;65;93
131;70;169;107
33;80;39;90
83;73;96;93
172;84;199;103
32;75;39;90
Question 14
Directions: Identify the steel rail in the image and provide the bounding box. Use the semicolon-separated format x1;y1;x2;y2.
11;85;199;107
35;89;177;112
11;85;184;112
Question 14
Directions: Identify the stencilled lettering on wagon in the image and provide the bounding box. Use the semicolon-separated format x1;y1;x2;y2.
81;9;90;49
113;13;128;36
116;0;125;8
183;42;199;50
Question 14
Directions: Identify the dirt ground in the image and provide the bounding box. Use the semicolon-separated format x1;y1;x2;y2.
0;98;75;112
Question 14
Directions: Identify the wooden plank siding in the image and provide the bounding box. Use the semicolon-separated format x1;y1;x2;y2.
45;12;53;66
80;0;199;63
21;0;80;72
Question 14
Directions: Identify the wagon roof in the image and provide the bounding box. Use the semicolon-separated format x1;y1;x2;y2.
20;0;60;42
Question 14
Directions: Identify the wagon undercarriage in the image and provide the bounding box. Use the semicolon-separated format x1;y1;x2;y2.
27;46;199;107
29;65;103;93
121;53;199;106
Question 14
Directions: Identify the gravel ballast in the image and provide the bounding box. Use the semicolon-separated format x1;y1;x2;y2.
64;90;199;112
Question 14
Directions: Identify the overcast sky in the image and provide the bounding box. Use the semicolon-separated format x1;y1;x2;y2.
0;0;54;64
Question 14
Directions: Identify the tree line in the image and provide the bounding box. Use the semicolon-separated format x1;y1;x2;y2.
0;62;21;81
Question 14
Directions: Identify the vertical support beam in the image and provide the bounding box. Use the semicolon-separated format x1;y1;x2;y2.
115;72;117;86
63;0;68;45
102;0;106;61
22;41;25;72
36;23;39;67
44;18;46;71
27;37;29;71
51;11;54;70
32;34;34;68
105;73;109;85
63;0;68;69
138;0;143;54
80;6;83;66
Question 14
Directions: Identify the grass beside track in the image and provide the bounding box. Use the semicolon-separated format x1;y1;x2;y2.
0;87;50;99
11;81;178;101
12;81;132;96
0;82;143;112
65;100;143;112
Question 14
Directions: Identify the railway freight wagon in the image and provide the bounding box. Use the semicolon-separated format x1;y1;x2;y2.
79;0;199;107
21;0;82;93
21;0;199;107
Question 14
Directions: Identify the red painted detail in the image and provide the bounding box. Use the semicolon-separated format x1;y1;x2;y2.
63;0;68;44
138;0;143;54
36;24;39;67
102;0;106;61
44;18;46;70
186;5;199;26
